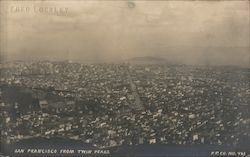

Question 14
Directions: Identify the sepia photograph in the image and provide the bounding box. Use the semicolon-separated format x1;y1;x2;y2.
0;0;249;156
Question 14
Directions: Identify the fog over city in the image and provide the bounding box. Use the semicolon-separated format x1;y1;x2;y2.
1;1;249;66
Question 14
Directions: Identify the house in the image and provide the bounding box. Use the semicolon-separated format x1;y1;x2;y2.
149;138;156;144
39;100;48;109
193;134;199;141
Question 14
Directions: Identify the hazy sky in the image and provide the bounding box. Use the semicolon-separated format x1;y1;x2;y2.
1;0;249;66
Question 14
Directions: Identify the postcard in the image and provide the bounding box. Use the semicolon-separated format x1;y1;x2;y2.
0;0;249;156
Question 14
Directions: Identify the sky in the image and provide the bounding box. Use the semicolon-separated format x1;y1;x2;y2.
1;0;249;66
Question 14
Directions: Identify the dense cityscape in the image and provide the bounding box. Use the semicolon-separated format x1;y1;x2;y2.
0;61;249;148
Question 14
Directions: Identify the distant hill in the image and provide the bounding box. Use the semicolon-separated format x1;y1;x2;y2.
126;56;171;64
